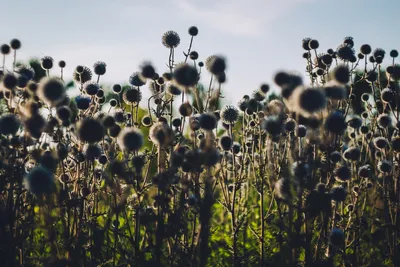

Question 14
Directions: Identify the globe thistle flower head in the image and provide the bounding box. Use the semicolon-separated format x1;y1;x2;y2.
129;72;146;87
58;60;66;68
93;61;106;76
140;61;155;79
37;77;66;107
188;26;199;36
390;49;398;58
117;127;144;152
334;164;352;182
378;159;392;173
179;102;193;117
219;135;233;151
16;65;35;81
343;36;354;48
24;166;55;197
325;110;347;134
10;38;21;50
347;115;362;129
83;81;100;96
284;118;296;132
302;38;312;51
173;64;198;88
330;186;347;202
297;87;327;114
330;151;341;163
73;66;92;83
262;116;283;136
202;148;220;167
199;113;217;131
112;84;122;94
374;137;389;150
360;44;372;55
386;64;400;81
366;70;378;83
187;51;199;61
75;95;91;110
377;114;392;128
149;122;174;147
0;114;20;136
123;87;142;105
358;164;371;178
2;73;17;90
77;118;105;143
41;56;54;70
56;106;71;122
373;48;385;60
391;136;400;152
148;80;165;96
330;228;344;247
336;44;355;61
308;39;319;50
162;31;180;48
220;105;239;125
166;83;181;96
333;65;350;84
343;147;360;162
206;55;226;75
84;143;102;161
1;44;10;55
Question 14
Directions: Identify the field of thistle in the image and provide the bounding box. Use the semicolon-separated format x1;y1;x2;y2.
0;26;400;267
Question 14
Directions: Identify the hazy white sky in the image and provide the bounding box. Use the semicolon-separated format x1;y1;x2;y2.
1;0;399;103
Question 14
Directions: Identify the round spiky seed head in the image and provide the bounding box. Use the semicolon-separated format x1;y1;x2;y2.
360;44;372;55
188;26;198;36
336;44;355;61
140;62;155;79
207;56;226;75
24;166;55;197
77;118;105;143
162;31;180;48
263;116;283;136
343;36;354;48
0;44;10;55
390;49;399;58
179;102;193;117
142;116;152;127
296;124;307;137
298;87;327;113
123;88;142;105
358;165;371;178
308;39;319;50
380;88;393;103
2;73;17;90
56;106;71;122
129;72;146;87
343;147;360;162
37;77;65;107
377;114;392;128
58;60;66;68
220;105;239;125
374;137;389;150
334;165;351;182
0;114;20;135
73;66;92;83
83;81;99;96
302;38;312;51
330;186;347;202
173;64;198;87
117;127;144;152
378;159;392;173
149;122;174;147
166;83;181;96
10;39;21;50
219;135;233;151
93;61;106;76
325;111;347;134
112;84;122;94
199;113;217;130
75;95;91;110
189;51;198;60
330;151;341;163
333;65;350;84
41;56;53;70
330;228;344;247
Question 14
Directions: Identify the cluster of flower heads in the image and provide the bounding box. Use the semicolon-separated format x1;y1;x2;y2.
0;28;399;266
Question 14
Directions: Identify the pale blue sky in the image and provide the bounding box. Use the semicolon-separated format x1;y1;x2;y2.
1;0;399;103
